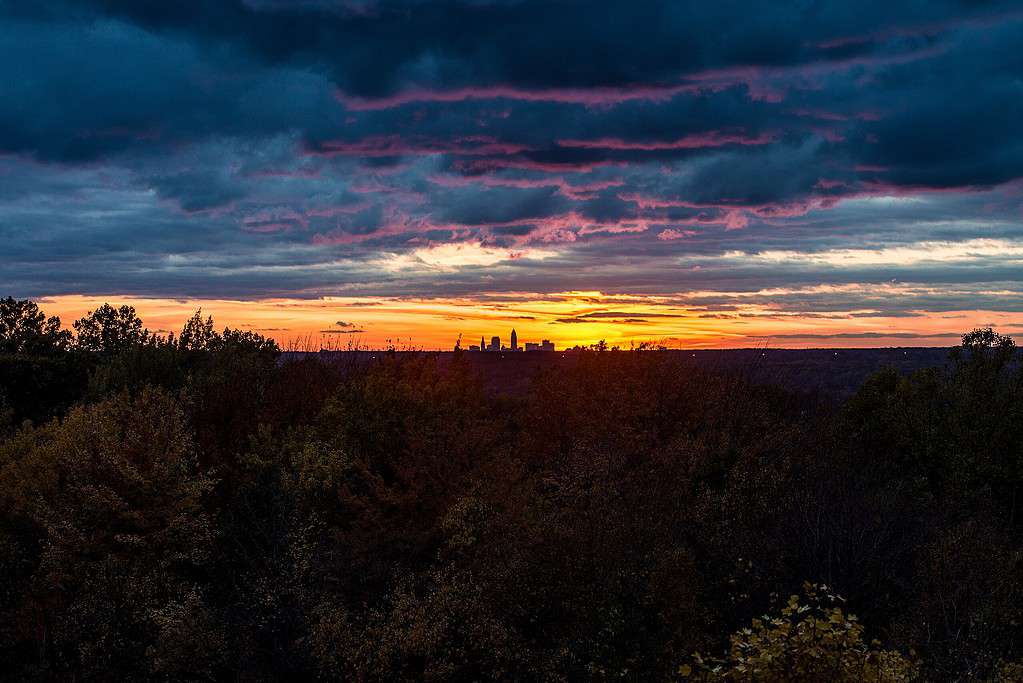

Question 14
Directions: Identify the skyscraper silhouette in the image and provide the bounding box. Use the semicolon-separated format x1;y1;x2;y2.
510;329;518;351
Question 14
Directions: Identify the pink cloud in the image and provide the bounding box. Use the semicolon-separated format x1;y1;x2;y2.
427;173;624;199
334;83;701;111
242;208;309;233
577;222;648;236
470;210;659;245
557;131;775;150
453;157;624;174
306;202;372;217
242;222;294;234
658;228;698;241
791;107;883;122
722;210;749;230
617;194;702;210
859;180;986;196
306;135;530;157
331;36;954;115
618;193;843;224
349;179;427;203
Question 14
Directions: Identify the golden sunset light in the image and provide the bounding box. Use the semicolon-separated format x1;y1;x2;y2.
36;293;1023;351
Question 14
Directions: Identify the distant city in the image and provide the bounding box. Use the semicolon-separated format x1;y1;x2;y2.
458;329;555;352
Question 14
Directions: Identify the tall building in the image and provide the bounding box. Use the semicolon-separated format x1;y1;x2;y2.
541;339;555;352
489;335;501;352
481;336;486;351
510;329;518;351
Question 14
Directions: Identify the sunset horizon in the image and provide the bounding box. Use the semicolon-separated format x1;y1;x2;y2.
31;292;1023;351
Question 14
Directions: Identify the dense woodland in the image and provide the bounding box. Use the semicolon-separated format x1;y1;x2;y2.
2;296;1023;681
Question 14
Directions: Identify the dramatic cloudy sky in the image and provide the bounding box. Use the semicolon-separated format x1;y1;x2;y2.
3;0;1023;348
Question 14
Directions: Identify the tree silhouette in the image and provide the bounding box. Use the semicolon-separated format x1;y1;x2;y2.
178;309;218;351
0;297;71;355
73;303;150;353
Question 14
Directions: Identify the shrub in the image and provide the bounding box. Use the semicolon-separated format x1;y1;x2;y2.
680;583;917;682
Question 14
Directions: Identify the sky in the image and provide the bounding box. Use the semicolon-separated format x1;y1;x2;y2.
3;0;1023;349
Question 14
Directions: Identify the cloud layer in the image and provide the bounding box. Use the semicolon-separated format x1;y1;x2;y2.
2;1;1023;345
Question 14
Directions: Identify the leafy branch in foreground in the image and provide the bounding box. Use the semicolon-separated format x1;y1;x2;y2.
680;582;917;682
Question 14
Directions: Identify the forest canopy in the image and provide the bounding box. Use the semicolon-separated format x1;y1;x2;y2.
1;297;1022;681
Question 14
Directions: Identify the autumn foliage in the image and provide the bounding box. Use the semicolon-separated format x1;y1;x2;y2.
2;297;1023;681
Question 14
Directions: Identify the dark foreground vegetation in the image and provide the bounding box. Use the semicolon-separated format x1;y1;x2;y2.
2;296;1023;681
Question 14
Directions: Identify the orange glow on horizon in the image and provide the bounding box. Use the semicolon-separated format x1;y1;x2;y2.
34;292;1023;351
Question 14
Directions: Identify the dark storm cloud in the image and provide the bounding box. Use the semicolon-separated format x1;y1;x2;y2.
27;0;1015;97
436;186;569;226
1;0;1022;320
0;17;342;163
